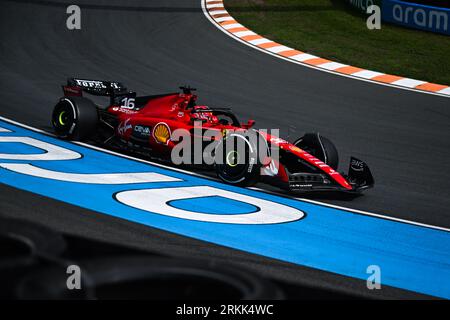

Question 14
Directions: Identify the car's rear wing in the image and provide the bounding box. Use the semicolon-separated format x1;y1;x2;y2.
62;78;130;104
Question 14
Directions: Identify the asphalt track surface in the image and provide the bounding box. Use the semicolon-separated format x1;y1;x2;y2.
0;0;449;298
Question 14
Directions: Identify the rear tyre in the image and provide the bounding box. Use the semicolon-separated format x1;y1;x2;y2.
15;256;284;300
215;132;260;186
294;134;339;169
52;97;98;141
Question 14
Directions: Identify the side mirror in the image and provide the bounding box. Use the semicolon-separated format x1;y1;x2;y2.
241;120;255;129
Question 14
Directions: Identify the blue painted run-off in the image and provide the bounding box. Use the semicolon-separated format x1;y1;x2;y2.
0;119;449;298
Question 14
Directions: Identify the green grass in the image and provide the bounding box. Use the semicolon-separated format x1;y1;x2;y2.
225;0;450;85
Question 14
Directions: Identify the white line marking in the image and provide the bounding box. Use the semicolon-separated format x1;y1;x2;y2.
266;45;292;53
201;0;450;99
0;136;81;161
0;163;181;184
214;16;234;22
248;38;272;45
1;115;448;232
351;70;384;79
206;4;224;9
222;23;243;30
233;30;256;38
317;62;348;71
391;78;427;88
0;127;11;132
290;53;318;62
117;186;304;224
438;87;450;95
210;9;227;15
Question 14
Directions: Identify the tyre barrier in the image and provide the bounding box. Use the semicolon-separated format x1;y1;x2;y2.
15;256;284;300
0;216;68;299
0;216;67;258
0;216;284;299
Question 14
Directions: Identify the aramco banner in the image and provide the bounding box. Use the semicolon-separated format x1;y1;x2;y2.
382;0;449;35
346;0;449;35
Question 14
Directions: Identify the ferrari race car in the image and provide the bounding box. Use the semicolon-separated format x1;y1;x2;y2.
51;78;374;193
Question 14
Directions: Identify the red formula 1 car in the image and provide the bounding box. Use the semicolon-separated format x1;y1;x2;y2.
51;78;374;193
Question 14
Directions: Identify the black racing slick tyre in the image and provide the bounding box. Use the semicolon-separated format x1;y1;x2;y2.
214;131;260;186
294;133;339;170
0;216;67;299
15;256;284;300
52;97;98;141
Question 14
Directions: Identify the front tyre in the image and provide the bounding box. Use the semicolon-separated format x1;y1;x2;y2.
52;97;98;141
294;133;339;169
215;132;260;187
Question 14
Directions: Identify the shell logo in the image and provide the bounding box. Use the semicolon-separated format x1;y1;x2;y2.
221;128;228;137
153;122;171;144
